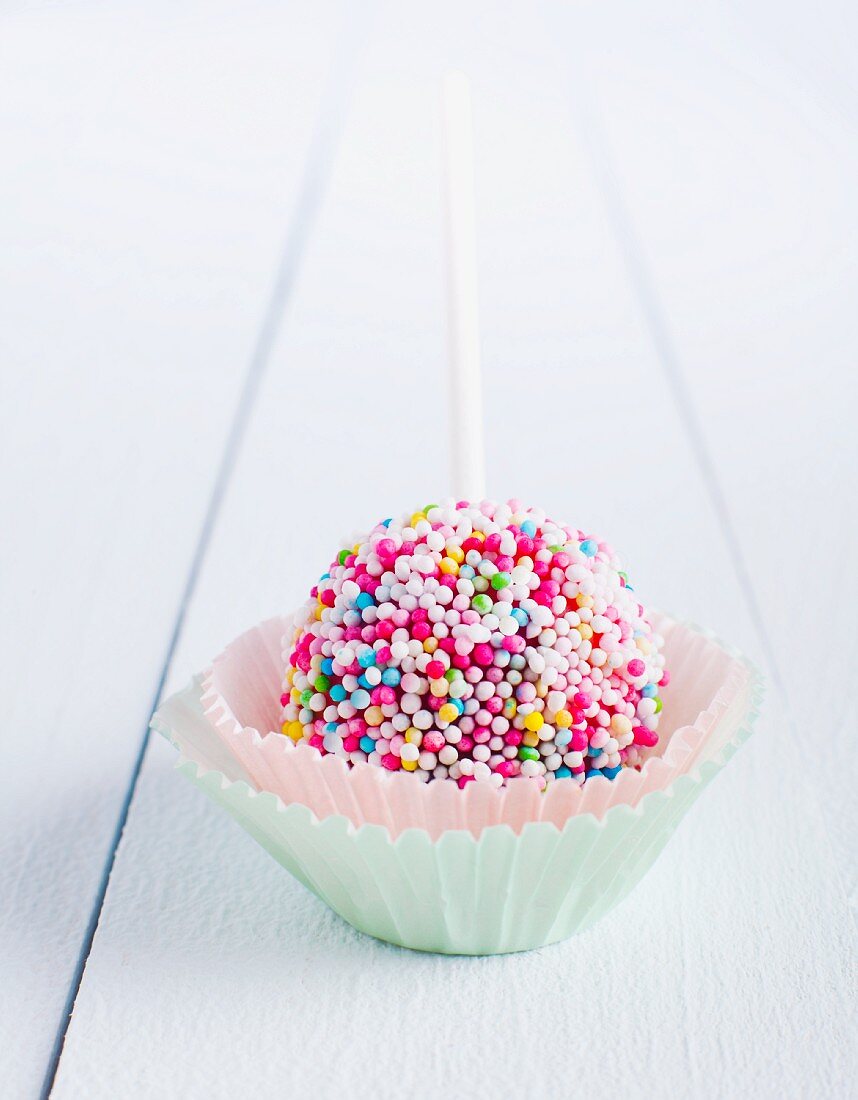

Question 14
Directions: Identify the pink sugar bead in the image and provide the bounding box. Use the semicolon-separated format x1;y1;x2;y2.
439;637;456;654
496;555;514;571
348;718;367;736
423;732;445;753
473;728;490;744
382;753;401;770
485;696;503;715
458;735;474;754
573;691;591;710
376;621;394;640
495;760;518;778
452;653;471;670
280;693;289;707
659;669;671;687
439;573;457;589
392;608;410;627
553;552;571;568
627;658;645;677
486;667;503;684
343;735;360;753
571;729;588;751
375;538;396;558
308;733;324;750
472;643;494;666
485;533;502;553
461;609;479;625
504;730;523;746
634;726;659;748
503;635;526;654
516;535;534;556
413;622;431;641
457;775;475;789
378;686;396;705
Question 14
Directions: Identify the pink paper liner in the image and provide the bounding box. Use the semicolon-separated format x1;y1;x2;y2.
197;612;755;840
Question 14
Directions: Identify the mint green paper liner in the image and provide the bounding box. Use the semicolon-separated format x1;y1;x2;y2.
155;646;762;955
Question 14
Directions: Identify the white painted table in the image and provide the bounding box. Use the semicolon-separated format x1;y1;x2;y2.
2;2;855;1097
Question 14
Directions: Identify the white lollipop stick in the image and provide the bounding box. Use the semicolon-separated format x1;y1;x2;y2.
441;71;486;503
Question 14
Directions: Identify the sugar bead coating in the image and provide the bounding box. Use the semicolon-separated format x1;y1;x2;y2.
280;500;668;790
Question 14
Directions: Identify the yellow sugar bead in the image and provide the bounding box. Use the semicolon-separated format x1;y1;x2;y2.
578;623;593;641
524;711;544;732
555;708;573;728
314;606;323;621
577;594;594;609
472;531;485;542
447;545;465;563
503;699;517;718
401;757;418;771
612;714;633;736
290;689;302;704
411;511;426;526
439;703;458;723
281;721;290;734
536;682;548;698
637;638;652;655
439;557;459;575
284;668;294;686
423;637;438;653
365;706;384;727
405;728;422;745
286;721;304;742
430;678;449;697
522;730;540;748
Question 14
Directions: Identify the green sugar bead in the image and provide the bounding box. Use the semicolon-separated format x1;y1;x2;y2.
337;549;350;565
518;746;540;762
300;688;314;706
491;571;510;590
472;593;493;614
654;697;663;714
314;674;331;693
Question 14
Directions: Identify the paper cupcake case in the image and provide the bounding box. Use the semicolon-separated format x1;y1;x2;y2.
153;614;763;955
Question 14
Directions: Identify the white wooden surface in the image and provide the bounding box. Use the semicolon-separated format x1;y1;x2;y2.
2;2;855;1097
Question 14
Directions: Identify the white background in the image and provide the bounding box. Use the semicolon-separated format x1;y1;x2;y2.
1;1;856;1097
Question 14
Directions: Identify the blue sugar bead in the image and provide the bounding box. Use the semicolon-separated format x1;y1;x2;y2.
642;684;658;698
580;538;598;557
355;592;374;610
359;735;377;754
329;684;347;702
603;765;622;780
350;689;370;709
555;766;572;779
321;658;334;675
381;668;401;687
357;648;376;668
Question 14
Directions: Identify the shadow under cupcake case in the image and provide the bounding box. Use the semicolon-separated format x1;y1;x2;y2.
153;77;763;956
